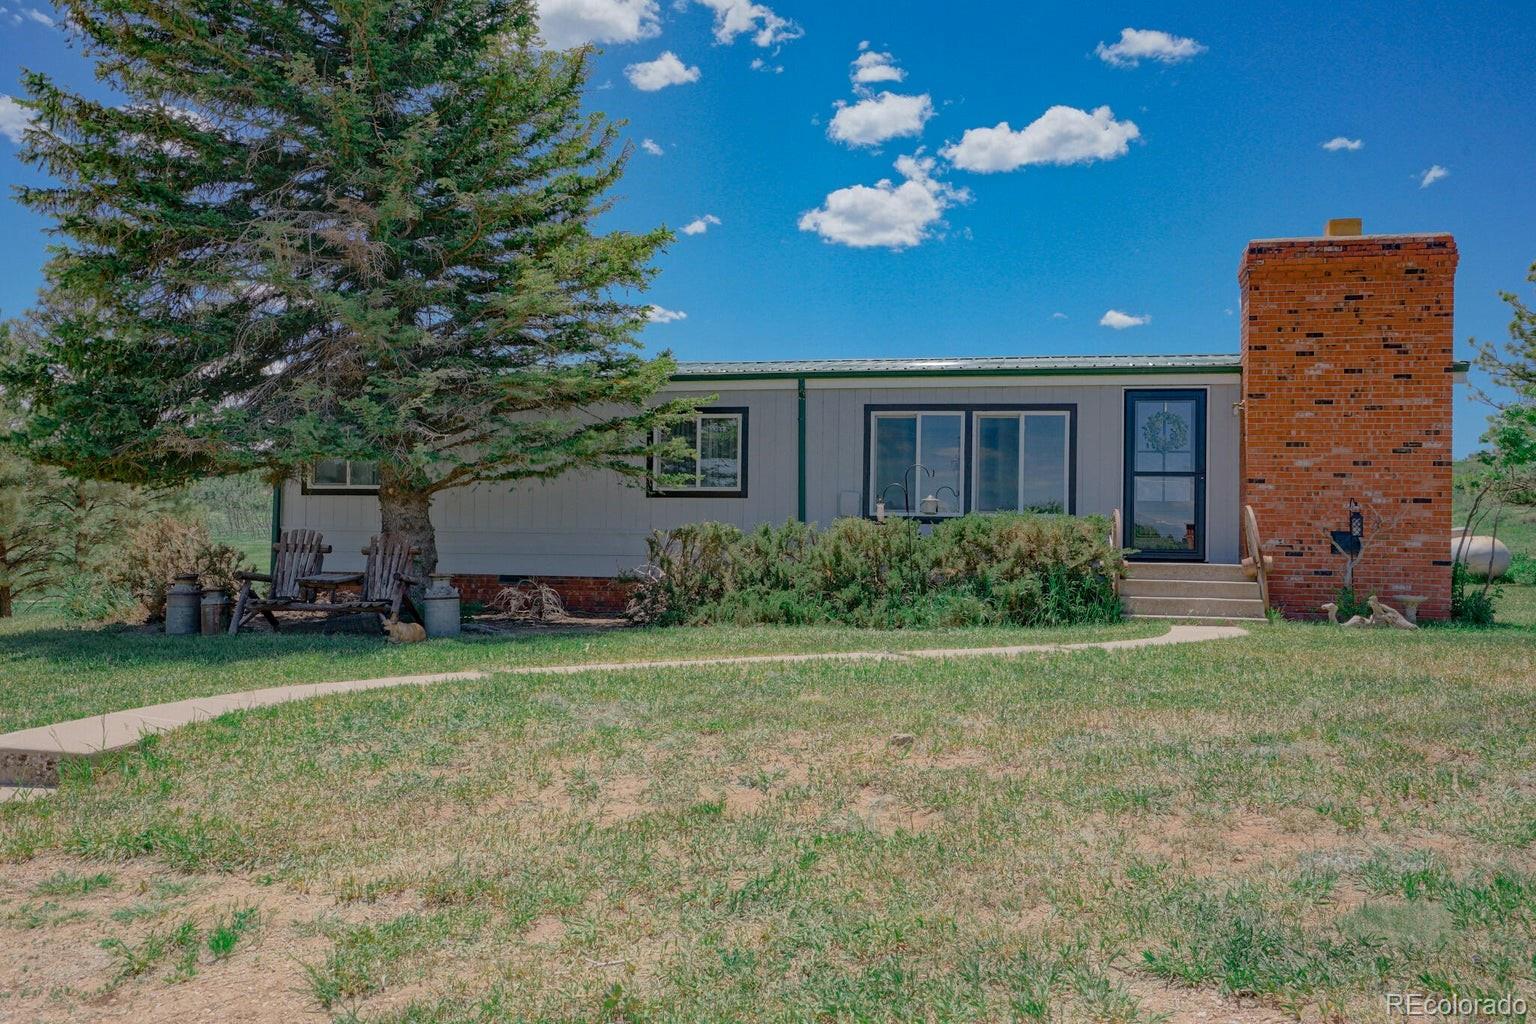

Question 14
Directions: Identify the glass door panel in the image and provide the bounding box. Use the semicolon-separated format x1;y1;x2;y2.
1124;391;1206;561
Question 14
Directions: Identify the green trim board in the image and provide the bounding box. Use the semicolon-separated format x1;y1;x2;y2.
669;354;1234;382
796;377;807;523
671;356;1472;383
268;482;282;575
672;366;1244;382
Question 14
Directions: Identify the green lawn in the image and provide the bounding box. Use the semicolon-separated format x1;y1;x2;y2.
2;617;1534;1023
0;617;1160;734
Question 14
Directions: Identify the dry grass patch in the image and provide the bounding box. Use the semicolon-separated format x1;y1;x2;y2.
3;623;1536;1022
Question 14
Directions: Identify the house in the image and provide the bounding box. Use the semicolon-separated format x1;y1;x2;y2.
278;223;1467;620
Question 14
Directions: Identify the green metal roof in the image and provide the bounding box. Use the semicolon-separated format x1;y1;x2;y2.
672;353;1243;381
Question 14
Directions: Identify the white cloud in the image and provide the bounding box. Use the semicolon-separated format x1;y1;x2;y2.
691;0;801;47
1322;136;1363;152
536;0;660;49
942;105;1139;173
852;50;905;85
1420;164;1449;188
0;95;34;144
798;154;969;250
828;91;934;148
16;6;52;25
857;40;870;51
625;51;701;91
1100;309;1150;330
1052;312;1068;320
749;56;783;73
647;305;687;323
680;214;721;235
640;138;664;155
1095;27;1206;67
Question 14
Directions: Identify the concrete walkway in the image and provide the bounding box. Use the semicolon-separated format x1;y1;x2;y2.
0;624;1246;793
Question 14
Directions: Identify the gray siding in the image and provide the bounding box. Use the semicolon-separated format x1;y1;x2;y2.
281;374;1243;575
282;387;798;576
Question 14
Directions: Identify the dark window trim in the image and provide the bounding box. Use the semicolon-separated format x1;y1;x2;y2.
648;407;750;499
301;460;381;496
861;403;1078;522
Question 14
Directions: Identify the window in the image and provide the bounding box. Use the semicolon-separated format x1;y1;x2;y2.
866;405;1074;518
972;412;1070;514
651;410;747;496
869;412;965;516
307;459;379;493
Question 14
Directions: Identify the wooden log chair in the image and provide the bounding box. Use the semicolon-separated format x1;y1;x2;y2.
348;533;424;628
228;529;332;635
235;532;425;635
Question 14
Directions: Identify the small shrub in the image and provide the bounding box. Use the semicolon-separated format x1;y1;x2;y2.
1505;553;1536;586
1332;586;1374;622
110;516;253;621
625;522;743;624
490;580;566;621
54;572;138;623
1451;561;1499;626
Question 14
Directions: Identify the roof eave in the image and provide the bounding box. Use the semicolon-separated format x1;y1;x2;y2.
670;363;1244;382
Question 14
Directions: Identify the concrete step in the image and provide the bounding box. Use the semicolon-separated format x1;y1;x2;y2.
1122;595;1267;620
1120;578;1260;600
1126;562;1251;583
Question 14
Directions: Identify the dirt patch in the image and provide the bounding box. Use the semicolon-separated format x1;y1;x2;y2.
597;774;649;825
1119;972;1297;1024
1131;809;1343;874
0;855;350;1023
523;914;566;944
851;785;939;835
721;785;769;817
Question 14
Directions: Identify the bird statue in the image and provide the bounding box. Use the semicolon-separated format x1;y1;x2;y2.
1368;596;1418;631
1320;602;1339;625
1342;614;1371;628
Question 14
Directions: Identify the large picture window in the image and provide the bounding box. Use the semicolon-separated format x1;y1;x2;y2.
972;412;1070;514
866;406;1074;518
651;409;748;497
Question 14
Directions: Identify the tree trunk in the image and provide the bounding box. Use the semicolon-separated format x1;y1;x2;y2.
0;585;12;619
378;468;438;580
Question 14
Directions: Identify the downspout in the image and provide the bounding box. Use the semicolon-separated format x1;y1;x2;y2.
269;480;283;576
796;377;807;523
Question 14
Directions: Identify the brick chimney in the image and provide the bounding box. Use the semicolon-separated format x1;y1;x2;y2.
1238;223;1459;620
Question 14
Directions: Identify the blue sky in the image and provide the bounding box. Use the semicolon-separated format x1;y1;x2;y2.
2;0;1533;456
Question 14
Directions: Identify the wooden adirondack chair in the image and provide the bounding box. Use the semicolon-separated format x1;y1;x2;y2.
349;533;423;627
228;530;331;635
230;532;421;634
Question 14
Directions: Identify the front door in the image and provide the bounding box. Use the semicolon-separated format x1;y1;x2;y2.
1124;390;1206;561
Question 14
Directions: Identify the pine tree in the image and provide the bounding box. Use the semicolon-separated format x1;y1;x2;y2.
0;451;66;617
3;0;692;575
1474;261;1536;497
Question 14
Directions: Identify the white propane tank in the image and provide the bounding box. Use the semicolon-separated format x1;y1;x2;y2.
1451;532;1512;580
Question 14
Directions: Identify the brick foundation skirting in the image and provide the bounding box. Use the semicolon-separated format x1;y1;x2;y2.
452;574;635;615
